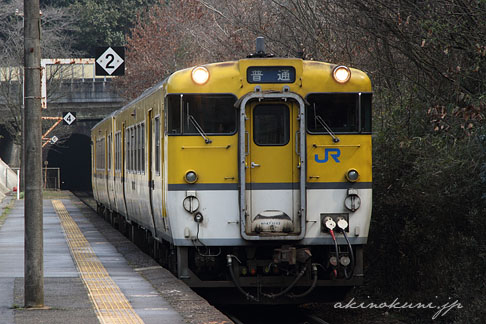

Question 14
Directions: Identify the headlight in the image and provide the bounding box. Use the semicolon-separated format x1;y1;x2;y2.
332;65;351;84
184;170;198;184
345;169;359;182
191;66;209;85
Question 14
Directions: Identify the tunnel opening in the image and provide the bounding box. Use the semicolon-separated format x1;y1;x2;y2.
47;133;92;191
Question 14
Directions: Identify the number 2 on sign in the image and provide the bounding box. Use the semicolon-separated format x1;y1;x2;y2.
105;54;115;69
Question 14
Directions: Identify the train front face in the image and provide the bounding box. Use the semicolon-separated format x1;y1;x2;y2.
165;58;372;302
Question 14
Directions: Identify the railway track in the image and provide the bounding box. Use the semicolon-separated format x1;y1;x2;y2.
303;314;332;324
219;306;331;324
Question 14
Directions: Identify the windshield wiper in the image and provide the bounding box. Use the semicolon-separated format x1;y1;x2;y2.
188;115;212;144
315;115;340;143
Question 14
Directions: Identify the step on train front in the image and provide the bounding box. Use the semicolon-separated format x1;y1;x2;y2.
91;47;372;303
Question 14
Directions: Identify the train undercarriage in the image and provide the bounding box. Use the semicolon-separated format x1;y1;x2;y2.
96;203;363;304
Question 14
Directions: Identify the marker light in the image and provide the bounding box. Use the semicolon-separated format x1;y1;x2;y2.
241;267;248;276
184;170;198;184
332;65;351;84
191;66;209;85
345;169;359;182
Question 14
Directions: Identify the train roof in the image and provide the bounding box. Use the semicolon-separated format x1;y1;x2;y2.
92;58;371;132
166;58;371;95
91;79;166;131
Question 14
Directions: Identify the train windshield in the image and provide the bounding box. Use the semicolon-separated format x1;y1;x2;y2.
167;94;237;135
306;93;372;134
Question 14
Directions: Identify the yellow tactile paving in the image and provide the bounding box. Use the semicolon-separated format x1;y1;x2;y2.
52;200;144;324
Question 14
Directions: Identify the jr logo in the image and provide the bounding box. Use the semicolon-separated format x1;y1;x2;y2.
315;148;341;163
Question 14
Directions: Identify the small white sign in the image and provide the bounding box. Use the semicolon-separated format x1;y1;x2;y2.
50;136;58;144
96;47;124;75
63;112;76;125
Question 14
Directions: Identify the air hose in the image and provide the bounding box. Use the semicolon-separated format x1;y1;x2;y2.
288;264;318;298
336;218;355;280
262;266;307;298
342;230;355;279
226;255;259;302
330;229;339;278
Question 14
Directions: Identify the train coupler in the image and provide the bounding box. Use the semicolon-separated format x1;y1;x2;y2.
273;245;312;265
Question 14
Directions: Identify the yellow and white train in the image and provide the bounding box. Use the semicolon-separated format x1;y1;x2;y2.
92;44;372;303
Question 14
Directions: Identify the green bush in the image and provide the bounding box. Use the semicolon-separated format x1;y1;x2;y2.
367;100;486;323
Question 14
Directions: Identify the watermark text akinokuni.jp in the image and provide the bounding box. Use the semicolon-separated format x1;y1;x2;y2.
334;297;463;320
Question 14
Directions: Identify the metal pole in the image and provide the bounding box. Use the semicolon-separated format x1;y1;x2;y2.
17;170;20;200
24;0;44;308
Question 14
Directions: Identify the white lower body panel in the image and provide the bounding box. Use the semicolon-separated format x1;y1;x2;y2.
166;188;371;246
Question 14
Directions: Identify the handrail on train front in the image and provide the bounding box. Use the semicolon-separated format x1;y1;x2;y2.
238;86;307;241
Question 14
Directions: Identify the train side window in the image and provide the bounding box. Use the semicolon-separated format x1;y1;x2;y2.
95;139;99;170
138;124;142;173
167;95;181;134
99;138;103;170
131;126;134;173
128;127;133;173
134;125;138;172
115;132;121;173
135;125;138;173
107;134;112;171
127;128;130;173
306;93;359;133
101;137;106;170
119;132;122;172
361;93;372;133
102;138;105;170
133;126;137;173
128;128;131;173
154;117;160;175
95;139;97;170
97;137;105;171
115;133;118;172
141;122;145;173
116;132;120;172
132;126;135;172
114;133;117;172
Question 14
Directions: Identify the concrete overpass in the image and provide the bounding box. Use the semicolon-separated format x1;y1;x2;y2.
0;60;127;190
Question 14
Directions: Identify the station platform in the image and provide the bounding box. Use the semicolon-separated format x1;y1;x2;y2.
0;193;232;324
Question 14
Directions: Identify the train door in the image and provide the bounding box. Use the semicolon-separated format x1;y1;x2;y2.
107;130;115;209
147;109;157;236
92;135;98;201
104;130;111;208
244;101;301;235
122;122;129;217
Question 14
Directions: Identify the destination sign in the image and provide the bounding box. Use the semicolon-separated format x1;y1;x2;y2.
247;66;296;84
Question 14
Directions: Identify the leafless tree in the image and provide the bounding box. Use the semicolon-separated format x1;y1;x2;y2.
0;0;80;165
